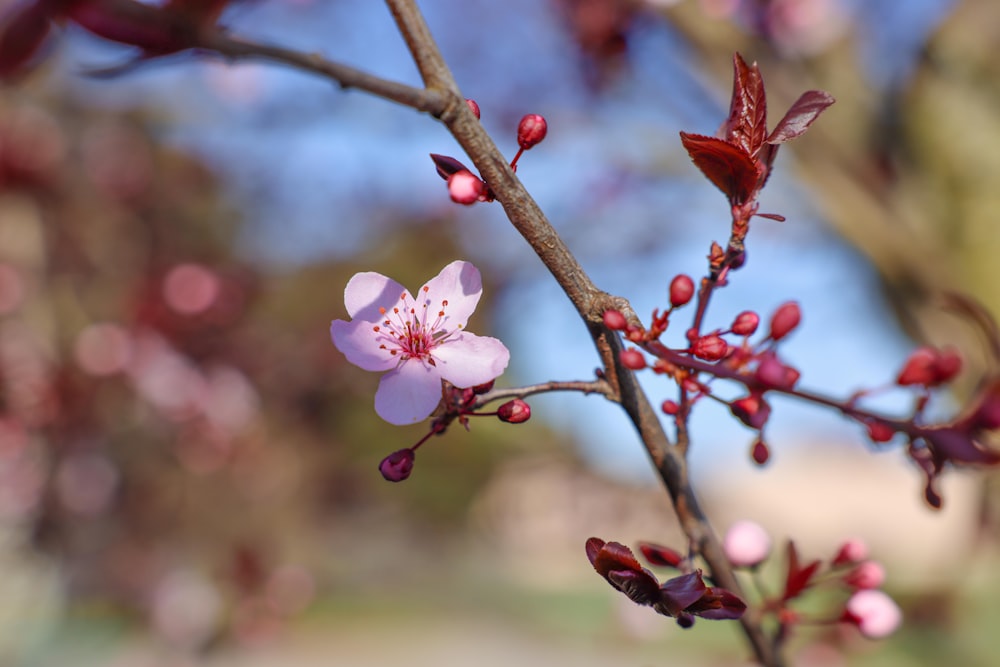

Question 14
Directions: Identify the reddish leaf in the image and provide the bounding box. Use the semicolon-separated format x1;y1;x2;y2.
679;132;758;205
429;153;470;181
655;570;708;617
585;537;606;566
687;587;747;620
923;427;1000;466
586;539;644;576
725;53;768;157
607;568;662;606
783;540;820;600
639;542;683;568
766;90;835;145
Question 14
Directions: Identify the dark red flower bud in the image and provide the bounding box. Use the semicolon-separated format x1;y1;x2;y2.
661;399;679;415
669;274;695;307
620;348;646;370
768;302;801;341
603;309;628;331
755;352;799;390
692;334;728;361
751;439;769;465
895;347;937;386
465;98;481;119
448;170;485;205
379;448;415;482
731;310;759;336
934;347;962;384
730;394;771;430
865;420;895;444
497;398;531;423
517;113;547;150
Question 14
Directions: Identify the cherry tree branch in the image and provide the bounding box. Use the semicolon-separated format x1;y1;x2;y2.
198;31;448;115
188;3;782;664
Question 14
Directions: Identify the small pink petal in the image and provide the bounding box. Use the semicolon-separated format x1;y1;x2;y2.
343;271;409;322
419;260;482;329
330;319;398;373
433;333;510;388
374;361;442;425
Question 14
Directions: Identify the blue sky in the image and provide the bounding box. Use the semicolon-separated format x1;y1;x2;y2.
57;0;957;480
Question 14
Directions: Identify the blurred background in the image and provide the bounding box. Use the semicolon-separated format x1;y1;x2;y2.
1;0;1000;665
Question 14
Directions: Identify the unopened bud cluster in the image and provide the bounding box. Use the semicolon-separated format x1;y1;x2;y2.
431;103;548;205
720;523;902;640
604;290;803;466
375;382;530;483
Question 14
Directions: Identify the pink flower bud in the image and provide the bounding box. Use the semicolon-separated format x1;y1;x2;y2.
723;520;772;567
768;302;801;341
843;590;902;639
497;398;531;423
692;334;728;361
832;538;869;566
465;98;481;119
379;448;415;482
603;309;627;331
517;114;547;150
844;561;885;590
620;348;646;370
669;274;695;307
751;439;769;465
661;399;679;415
448;170;485;205
731;311;759;336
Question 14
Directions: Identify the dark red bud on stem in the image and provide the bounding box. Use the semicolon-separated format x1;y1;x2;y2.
517;114;547;150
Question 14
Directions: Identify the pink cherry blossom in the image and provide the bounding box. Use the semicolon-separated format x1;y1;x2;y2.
844;589;902;639
722;519;772;567
330;260;510;425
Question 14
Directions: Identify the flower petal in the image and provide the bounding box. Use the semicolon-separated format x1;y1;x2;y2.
433;332;510;388
420;260;482;330
344;271;410;322
330;319;397;372
374;361;443;425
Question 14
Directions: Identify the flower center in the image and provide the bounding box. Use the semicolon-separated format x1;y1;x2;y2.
371;286;460;365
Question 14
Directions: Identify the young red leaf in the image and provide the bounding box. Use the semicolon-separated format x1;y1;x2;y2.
679;132;758;205
655;570;708;617
639;542;684;568
766;90;835;145
429;153;470;181
725;53;768;158
783;540;821;600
